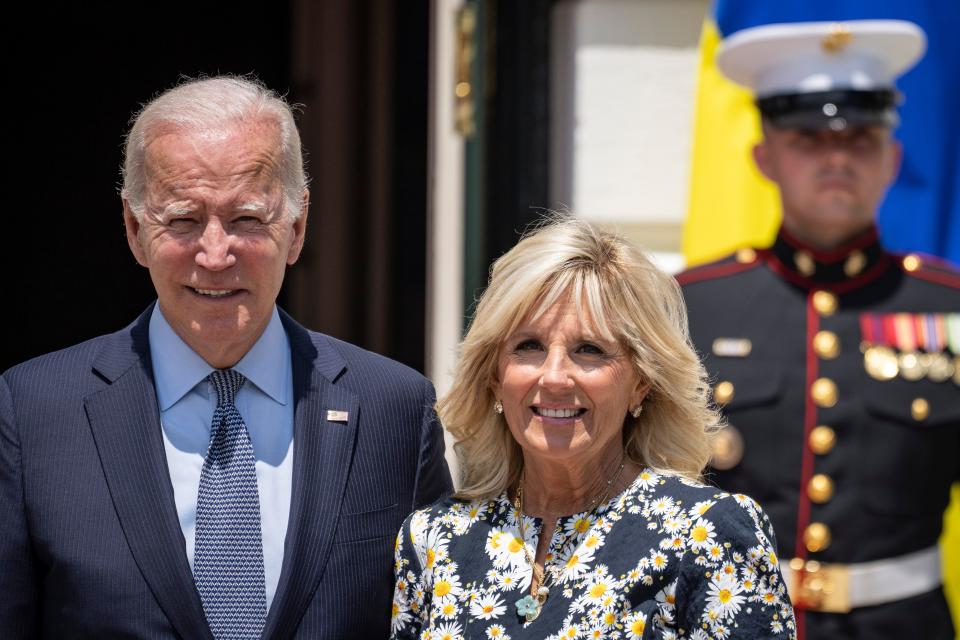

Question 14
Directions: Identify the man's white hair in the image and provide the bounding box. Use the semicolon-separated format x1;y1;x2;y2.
121;75;307;220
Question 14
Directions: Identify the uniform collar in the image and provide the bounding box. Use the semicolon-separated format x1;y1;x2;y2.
769;225;888;288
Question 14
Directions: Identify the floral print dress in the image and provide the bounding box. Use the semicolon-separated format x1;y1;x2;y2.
391;469;796;639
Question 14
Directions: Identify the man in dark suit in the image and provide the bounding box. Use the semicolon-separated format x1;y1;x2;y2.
678;20;958;640
0;76;451;639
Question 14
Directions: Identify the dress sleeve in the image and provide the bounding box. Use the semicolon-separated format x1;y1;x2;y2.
671;494;796;639
390;509;431;639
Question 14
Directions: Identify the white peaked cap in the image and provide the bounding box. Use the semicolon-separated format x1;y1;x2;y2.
717;19;926;98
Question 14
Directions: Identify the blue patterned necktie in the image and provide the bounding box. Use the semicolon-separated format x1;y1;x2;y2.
194;369;268;638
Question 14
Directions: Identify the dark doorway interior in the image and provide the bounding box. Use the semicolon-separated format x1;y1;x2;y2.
3;2;292;373
3;1;430;374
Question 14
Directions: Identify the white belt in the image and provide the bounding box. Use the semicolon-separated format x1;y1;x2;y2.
780;546;942;613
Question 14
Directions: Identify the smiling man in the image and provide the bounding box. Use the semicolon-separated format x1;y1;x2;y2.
678;21;960;640
0;76;451;639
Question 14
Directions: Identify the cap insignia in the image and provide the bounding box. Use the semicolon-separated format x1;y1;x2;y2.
822;24;853;53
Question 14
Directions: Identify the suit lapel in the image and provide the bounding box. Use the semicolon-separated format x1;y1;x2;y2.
84;308;213;640
263;313;359;639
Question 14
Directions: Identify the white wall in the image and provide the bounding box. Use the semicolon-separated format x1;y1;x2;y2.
551;0;709;273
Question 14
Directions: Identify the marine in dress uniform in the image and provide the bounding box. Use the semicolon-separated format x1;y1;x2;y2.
678;20;960;640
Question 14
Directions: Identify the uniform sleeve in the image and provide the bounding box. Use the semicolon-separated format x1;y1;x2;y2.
412;378;453;509
672;494;796;639
0;375;39;638
390;511;431;639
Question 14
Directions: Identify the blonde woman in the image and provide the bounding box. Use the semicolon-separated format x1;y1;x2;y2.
391;217;795;639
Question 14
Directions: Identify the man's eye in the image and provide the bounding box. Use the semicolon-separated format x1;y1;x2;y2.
168;217;197;228
851;133;878;150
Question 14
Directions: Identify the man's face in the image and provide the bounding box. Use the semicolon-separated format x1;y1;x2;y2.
753;123;901;249
123;119;308;368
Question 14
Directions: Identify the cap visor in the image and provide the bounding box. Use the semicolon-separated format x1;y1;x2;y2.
767;107;896;130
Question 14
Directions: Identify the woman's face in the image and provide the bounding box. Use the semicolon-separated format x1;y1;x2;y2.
491;297;649;467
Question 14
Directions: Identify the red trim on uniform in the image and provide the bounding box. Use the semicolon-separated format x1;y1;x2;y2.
903;267;960;289
891;252;960;289
780;225;880;263
795;296;818;559
793;293;819;634
765;251;893;293
900;250;960;271
675;258;762;286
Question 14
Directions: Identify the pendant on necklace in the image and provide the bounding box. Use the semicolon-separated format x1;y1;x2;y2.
515;594;541;622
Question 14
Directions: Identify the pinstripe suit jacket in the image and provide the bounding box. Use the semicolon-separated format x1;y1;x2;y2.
0;304;452;639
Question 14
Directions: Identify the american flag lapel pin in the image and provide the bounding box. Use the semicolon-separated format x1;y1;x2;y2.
326;409;349;423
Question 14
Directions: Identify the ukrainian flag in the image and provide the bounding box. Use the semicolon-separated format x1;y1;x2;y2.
684;0;960;633
684;0;960;267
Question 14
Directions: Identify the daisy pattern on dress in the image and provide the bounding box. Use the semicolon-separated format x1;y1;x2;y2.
556;543;597;584
705;570;747;620
434;620;464;640
687;517;717;551
390;471;795;640
624;610;648;639
635;469;661;490
469;593;507;620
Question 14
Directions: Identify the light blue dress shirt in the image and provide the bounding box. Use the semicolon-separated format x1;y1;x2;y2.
149;305;294;612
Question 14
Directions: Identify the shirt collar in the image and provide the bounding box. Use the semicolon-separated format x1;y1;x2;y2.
149;306;290;410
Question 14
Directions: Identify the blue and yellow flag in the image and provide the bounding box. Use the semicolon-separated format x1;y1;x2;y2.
685;1;960;633
684;0;960;267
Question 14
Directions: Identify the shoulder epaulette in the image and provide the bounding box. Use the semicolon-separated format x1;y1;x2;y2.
896;252;960;289
676;248;765;286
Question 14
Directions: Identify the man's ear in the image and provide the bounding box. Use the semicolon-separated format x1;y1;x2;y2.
887;138;903;186
752;141;775;182
287;188;309;265
122;200;149;267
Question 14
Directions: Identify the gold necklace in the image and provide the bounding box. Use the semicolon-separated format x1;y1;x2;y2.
512;461;626;622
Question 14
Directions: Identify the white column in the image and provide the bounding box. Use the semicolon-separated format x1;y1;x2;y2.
427;0;466;485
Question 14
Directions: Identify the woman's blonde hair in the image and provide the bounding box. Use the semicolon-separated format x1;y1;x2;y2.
440;215;719;501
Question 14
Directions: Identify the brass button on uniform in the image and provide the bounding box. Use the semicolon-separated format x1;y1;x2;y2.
714;381;735;406
843;250;866;277
736;248;757;264
813;331;840;360
710;425;744;470
911;397;930;421
809;426;836;455
807;474;835;503
811;378;838;408
804;522;832;552
795;251;816;276
812;290;838;316
902;254;922;272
